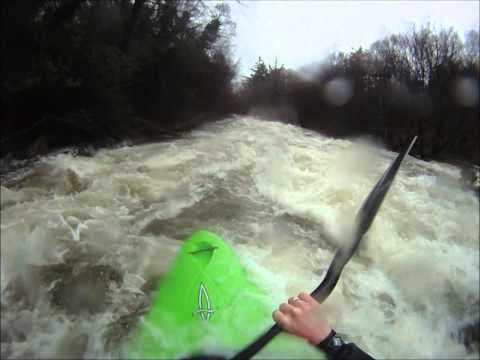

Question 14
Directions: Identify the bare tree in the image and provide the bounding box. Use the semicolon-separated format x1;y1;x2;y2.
121;0;146;52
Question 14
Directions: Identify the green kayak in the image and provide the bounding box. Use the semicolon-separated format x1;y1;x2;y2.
128;230;322;359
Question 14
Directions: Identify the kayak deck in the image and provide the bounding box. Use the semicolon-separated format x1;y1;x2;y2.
128;230;324;359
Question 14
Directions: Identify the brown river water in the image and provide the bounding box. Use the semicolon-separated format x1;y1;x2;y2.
1;117;478;359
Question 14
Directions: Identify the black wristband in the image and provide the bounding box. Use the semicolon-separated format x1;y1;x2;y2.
316;330;346;356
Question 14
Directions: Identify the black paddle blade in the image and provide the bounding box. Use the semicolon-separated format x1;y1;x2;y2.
230;136;417;360
311;135;417;303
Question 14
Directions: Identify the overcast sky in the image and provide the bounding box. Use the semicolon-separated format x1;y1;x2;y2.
228;1;479;77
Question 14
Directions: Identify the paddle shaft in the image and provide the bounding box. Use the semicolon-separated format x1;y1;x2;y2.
230;261;342;360
230;285;337;360
231;325;282;359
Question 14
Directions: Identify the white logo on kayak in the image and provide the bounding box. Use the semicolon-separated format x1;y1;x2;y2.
194;282;215;320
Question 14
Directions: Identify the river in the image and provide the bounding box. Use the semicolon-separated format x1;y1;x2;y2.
1;116;478;359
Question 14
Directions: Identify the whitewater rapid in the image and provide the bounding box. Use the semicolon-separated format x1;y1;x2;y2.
1;116;479;359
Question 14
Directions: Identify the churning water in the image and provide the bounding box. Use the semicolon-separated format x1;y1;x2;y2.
1;117;479;359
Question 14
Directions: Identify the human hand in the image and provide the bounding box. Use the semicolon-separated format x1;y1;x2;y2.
272;292;332;345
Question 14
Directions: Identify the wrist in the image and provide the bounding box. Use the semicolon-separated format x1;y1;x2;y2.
307;327;332;345
315;330;347;355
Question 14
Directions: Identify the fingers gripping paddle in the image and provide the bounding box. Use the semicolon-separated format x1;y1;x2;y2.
231;136;417;360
